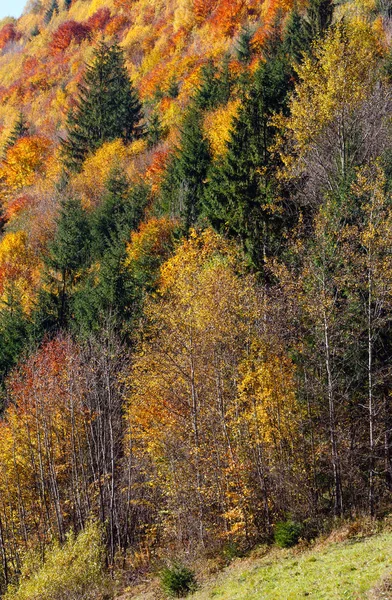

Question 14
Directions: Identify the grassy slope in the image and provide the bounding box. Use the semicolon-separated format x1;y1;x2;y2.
190;533;392;600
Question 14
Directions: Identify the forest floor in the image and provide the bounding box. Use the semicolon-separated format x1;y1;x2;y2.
121;523;392;599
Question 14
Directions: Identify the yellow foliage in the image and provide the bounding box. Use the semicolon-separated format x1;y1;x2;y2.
0;230;41;312
237;343;300;450
72;139;130;208
278;21;382;173
0;136;52;191
203;99;240;158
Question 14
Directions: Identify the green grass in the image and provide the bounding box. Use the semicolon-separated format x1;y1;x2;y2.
192;532;392;600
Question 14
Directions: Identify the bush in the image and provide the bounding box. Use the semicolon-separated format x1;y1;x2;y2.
274;520;303;548
5;521;112;600
160;562;198;598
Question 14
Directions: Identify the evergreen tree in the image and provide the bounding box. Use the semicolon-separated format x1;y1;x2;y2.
304;0;334;44
203;55;293;269
147;109;164;149
194;58;233;111
90;173;148;258
0;293;30;392
72;177;148;335
4;112;29;154
167;77;180;99
236;26;254;64
161;107;211;230
44;0;59;24
63;41;144;172
283;8;309;64
43;197;91;329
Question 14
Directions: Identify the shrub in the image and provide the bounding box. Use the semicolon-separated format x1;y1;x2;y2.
274;520;303;548
160;562;198;598
5;521;112;600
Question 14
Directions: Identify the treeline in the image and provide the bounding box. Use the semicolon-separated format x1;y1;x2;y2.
0;0;392;593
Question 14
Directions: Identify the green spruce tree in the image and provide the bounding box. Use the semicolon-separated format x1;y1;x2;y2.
44;0;59;24
283;7;309;65
147;109;164;149
236;26;254;64
4;112;29;154
161;107;211;230
43;197;91;329
304;0;334;44
62;41;144;172
203;54;293;269
0;291;30;393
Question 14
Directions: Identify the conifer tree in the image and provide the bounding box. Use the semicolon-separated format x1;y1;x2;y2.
147;109;164;149
204;55;292;269
44;0;59;24
283;8;309;64
43;197;91;328
236;26;254;64
0;293;29;391
304;0;334;44
161;107;211;230
3;112;29;154
194;57;233;111
63;41;144;172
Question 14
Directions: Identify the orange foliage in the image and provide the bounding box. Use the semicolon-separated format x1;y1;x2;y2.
1;136;52;191
86;8;112;33
105;14;130;36
145;147;171;192
4;193;34;221
193;0;219;21
211;0;246;35
49;21;91;54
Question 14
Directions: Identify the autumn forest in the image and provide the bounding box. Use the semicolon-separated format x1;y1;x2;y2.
0;0;391;596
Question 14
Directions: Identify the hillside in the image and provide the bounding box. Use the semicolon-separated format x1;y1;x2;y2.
125;524;392;599
0;0;392;597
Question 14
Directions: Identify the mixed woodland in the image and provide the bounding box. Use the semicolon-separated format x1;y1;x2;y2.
0;0;392;595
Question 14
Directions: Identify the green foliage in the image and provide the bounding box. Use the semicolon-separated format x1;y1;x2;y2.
203;53;293;269
63;41;144;172
44;0;58;24
3;113;29;155
283;8;309;64
30;25;40;38
303;0;333;44
72;177;149;335
167;77;180;99
160;563;198;598
161;107;211;229
274;520;302;548
194;57;233;111
147;109;165;148
235;26;254;64
42;197;91;329
0;294;30;390
5;521;111;600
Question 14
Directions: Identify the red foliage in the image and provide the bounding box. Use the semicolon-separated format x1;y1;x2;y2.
105;15;130;36
0;23;21;51
49;20;90;54
86;8;112;32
